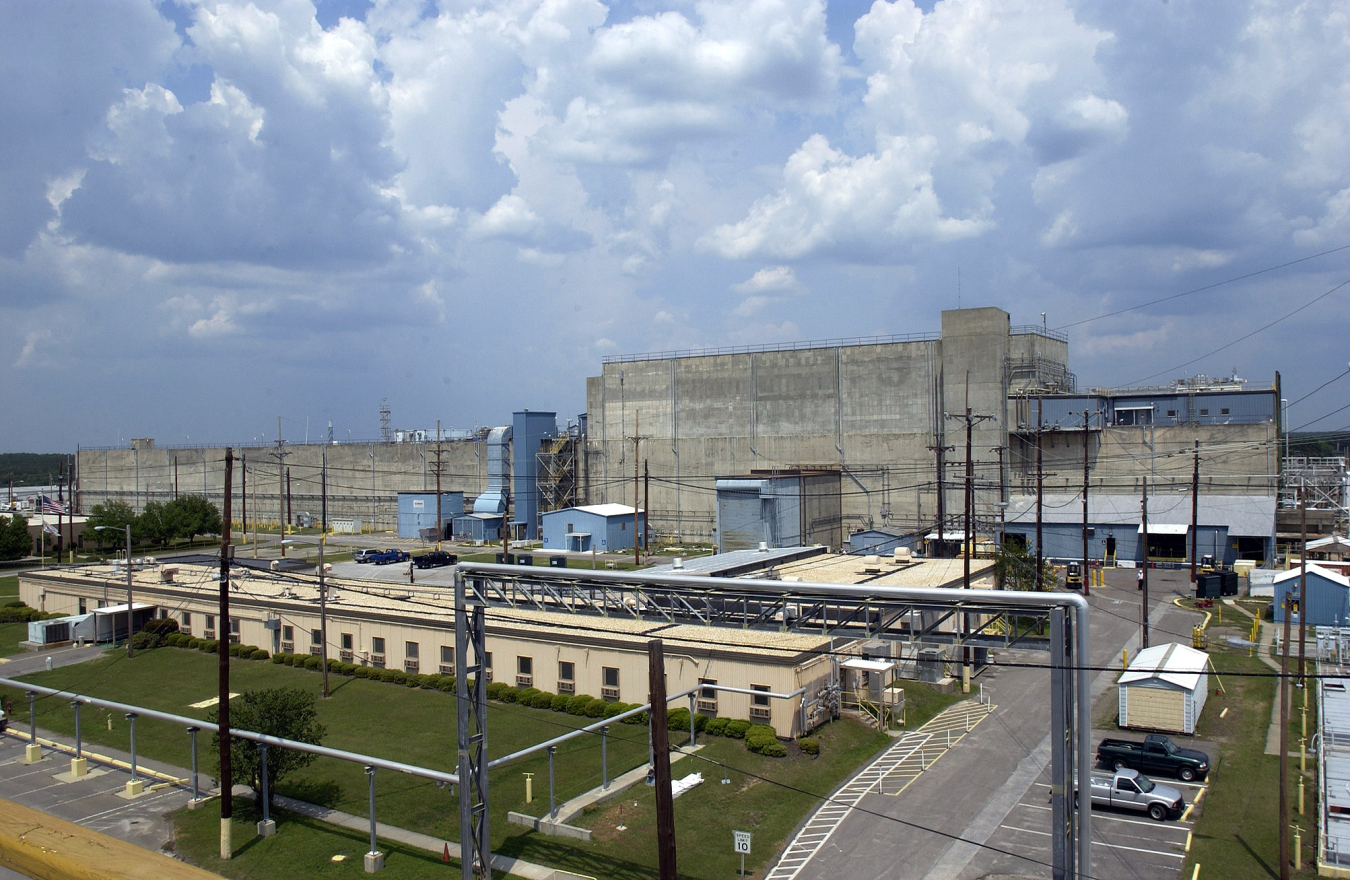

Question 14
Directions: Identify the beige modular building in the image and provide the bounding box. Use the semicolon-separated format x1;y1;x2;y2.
19;563;844;738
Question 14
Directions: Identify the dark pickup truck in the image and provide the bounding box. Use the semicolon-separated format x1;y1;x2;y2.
414;551;457;569
371;548;410;565
1097;734;1210;782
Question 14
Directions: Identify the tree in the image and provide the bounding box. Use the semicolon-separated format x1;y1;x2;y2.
134;500;183;545
85;501;136;550
994;541;1056;591
0;514;31;561
164;495;222;542
209;688;326;807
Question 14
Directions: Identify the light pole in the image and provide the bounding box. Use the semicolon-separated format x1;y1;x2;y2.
282;535;329;698
95;524;134;658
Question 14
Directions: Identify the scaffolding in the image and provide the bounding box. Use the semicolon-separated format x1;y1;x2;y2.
536;434;578;513
1282;456;1347;512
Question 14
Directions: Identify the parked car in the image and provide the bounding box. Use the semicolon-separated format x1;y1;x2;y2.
372;548;410;565
0;708;8;733
1082;769;1185;821
353;549;379;564
1097;734;1210;782
414;551;457;569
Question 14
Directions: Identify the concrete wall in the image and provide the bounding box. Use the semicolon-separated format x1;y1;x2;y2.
76;439;489;533
585;310;1027;542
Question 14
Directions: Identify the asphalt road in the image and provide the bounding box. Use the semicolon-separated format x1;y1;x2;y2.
783;569;1203;880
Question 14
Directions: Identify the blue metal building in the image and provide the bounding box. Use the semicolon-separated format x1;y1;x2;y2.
513;410;557;541
540;504;643;552
1017;385;1276;429
397;491;465;540
1273;565;1350;627
846;528;918;555
453;512;504;543
1004;492;1274;566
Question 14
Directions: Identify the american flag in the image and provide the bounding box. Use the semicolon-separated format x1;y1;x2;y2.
38;495;67;515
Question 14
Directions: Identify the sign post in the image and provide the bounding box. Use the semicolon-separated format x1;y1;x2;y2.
733;830;751;877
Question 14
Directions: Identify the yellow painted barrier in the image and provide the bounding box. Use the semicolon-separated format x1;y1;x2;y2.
0;796;222;880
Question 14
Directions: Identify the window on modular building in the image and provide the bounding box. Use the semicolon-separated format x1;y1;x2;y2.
485;652;493;670
342;633;354;651
700;678;718;699
230;619;240;634
518;656;532;675
406;641;419;659
1200;408;1209;416
181;611;190;629
205;614;215;631
559;660;574;681
372;637;386;654
78;599;87;614
441;646;453;665
311;628;322;645
282;625;294;642
1221;408;1230;415
751;684;770;707
1167;410;1177;418
602;667;620;700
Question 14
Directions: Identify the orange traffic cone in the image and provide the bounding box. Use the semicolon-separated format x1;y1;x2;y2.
443;843;451;863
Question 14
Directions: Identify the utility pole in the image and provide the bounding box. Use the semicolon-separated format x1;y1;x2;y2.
241;454;247;547
320;448;329;699
1081;410;1091;598
1298;487;1308;686
1279;493;1297;880
995;445;1006;589
648;639;677;879
1141;478;1150;649
434;421;444;551
1190;439;1200;584
273;418;288;558
643;460;650;552
1036;395;1044;590
218;448;234;861
947;388;993;695
633;411;641;567
286;468;292;534
929;438;953;557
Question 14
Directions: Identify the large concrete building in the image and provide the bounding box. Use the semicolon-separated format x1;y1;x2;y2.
72;307;1281;562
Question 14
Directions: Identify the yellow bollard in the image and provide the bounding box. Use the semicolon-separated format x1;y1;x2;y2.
1191;863;1200;880
524;772;534;804
1122;648;1129;669
1294;825;1303;871
1299;775;1305;815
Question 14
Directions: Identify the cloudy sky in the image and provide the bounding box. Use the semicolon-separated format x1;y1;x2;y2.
4;0;1349;452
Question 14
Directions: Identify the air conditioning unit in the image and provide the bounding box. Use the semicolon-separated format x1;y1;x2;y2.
439;664;454;675
602;686;620;701
516;675;533;689
749;706;772;721
370;654;386;669
340;650;354;663
696;699;718;713
405;660;420;674
281;642;295;654
558;681;575;694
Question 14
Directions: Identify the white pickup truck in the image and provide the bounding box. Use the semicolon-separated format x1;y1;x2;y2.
1080;768;1185;821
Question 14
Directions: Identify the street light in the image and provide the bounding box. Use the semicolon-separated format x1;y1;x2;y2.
94;525;134;658
281;535;329;698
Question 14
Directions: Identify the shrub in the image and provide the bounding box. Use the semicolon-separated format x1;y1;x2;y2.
189;638;205;650
529;691;555;709
327;658;343;672
692;713;709;733
746;724;776;740
270;652;288;664
404;674;421;687
517;687;541;704
550;694;571;712
338;663;358;676
797;737;820;757
353;666;372;679
566;694;594;716
603;701;631;719
249;649;269;661
705;717;730;737
724;720;751;739
129;631;158;651
759;740;787;757
389;670;409;686
621;709;648;725
227;643;242;657
201;640;219;654
303;656;322;671
666;708;691;731
437;676;457;692
486;681;507;701
584;698;608;718
498;686;520;703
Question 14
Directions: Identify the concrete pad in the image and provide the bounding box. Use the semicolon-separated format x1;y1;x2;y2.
24;744;43;764
506;811;593;841
364;851;385;873
54;765;108;784
257;818;276;837
118;779;145;799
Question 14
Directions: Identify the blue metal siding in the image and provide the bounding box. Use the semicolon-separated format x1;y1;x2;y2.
541;508;643;551
1274;573;1350;627
512;410;557;540
397;492;465;539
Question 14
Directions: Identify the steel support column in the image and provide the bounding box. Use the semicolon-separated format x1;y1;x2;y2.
455;569;491;879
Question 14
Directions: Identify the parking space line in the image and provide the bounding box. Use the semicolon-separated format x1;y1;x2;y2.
999;825;1186;859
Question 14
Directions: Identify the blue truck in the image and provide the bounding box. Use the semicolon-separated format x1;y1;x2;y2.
371;548;410;565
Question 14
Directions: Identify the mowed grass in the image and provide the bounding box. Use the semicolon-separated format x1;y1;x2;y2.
0;574;18;600
6;646;895;880
1182;618;1319;878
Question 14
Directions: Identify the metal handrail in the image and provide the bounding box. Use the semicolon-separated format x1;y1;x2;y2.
0;677;459;785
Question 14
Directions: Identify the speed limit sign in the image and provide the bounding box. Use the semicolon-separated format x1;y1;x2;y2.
733;830;752;853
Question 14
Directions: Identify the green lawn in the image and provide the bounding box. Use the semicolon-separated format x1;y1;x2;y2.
6;647;894;880
0;574;18;599
0;621;25;657
1181;626;1318;878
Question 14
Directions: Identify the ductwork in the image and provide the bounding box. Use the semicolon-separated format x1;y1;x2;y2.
473;426;512;514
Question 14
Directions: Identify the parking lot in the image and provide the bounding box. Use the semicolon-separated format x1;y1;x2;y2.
958;760;1204;880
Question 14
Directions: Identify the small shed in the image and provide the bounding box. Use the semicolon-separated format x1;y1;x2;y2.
541;504;644;552
452;512;502;543
1118;642;1211;735
1273;564;1350;627
397;492;465;540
